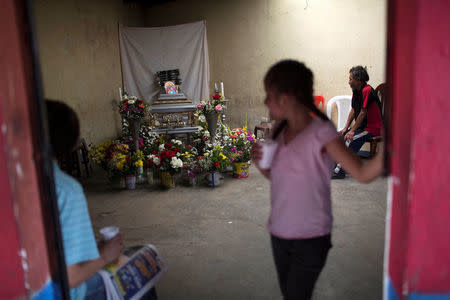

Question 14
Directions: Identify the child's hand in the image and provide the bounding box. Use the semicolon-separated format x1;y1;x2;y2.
251;141;263;164
99;234;123;265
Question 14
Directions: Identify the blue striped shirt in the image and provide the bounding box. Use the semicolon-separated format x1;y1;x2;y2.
53;162;99;300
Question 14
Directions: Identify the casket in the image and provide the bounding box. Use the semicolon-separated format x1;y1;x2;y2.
149;93;198;129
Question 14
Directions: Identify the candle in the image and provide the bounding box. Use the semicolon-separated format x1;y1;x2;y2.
119;87;123;101
214;82;218;92
220;82;224;98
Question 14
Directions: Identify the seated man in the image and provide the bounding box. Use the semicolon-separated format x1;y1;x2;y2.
332;66;383;179
46;100;157;299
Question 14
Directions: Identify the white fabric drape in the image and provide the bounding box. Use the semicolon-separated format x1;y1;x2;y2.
119;21;210;104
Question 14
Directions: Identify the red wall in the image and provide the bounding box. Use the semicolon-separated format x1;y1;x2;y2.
0;0;53;297
387;0;450;296
0;109;27;300
406;0;450;292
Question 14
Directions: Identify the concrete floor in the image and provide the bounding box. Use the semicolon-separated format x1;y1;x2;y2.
83;165;387;300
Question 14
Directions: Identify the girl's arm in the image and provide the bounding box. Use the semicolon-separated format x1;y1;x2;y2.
325;137;383;183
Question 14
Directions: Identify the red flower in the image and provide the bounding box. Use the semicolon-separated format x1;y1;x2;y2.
152;150;157;155
187;145;192;149
138;99;143;103
230;134;237;139
126;156;131;162
198;156;203;160
166;150;175;158
214;162;220;167
174;147;179;152
202;136;207;141
165;142;172;149
124;99;128;103
139;104;145;109
121;105;127;110
212;93;221;100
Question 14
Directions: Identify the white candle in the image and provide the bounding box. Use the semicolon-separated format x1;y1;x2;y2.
220;82;224;98
119;87;123;101
214;82;218;92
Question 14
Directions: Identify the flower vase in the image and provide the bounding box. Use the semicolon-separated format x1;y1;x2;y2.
125;175;136;190
129;118;141;151
233;162;249;178
161;172;176;188
206;171;221;187
147;169;154;185
205;111;219;142
137;166;146;184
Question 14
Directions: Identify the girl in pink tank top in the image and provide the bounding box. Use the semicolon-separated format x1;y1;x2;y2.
251;60;384;300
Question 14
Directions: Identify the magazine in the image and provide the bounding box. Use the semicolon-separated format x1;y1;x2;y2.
99;244;167;300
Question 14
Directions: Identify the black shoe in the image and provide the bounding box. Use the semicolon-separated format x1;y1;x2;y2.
331;172;345;179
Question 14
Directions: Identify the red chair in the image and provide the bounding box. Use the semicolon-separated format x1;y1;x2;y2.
310;95;325;117
314;95;325;111
366;84;386;158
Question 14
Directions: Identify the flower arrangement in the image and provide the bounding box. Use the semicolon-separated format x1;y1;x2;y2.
139;125;160;156
109;149;144;176
180;145;202;178
89;140;144;177
88;140;115;170
119;94;150;119
199;145;231;172
224;126;255;163
196;93;223;115
147;138;184;175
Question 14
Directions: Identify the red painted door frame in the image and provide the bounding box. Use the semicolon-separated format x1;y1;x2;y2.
0;0;68;298
386;0;450;298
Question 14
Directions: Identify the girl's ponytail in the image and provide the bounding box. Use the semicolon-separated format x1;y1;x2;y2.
271;119;287;140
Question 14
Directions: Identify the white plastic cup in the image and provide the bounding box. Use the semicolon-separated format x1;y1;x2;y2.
258;140;278;170
99;226;119;241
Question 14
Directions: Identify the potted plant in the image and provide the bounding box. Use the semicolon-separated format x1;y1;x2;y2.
140;125;161;185
199;145;231;187
149;139;184;188
224;126;255;178
196;92;223;142
106;146;143;190
89;140;129;188
119;94;151;150
181;145;202;186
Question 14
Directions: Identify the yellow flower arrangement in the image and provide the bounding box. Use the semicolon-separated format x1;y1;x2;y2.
88;140;113;166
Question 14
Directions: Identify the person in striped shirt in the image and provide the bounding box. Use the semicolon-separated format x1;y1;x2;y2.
47;100;123;299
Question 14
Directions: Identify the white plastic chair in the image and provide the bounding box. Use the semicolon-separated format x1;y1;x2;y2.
326;95;352;132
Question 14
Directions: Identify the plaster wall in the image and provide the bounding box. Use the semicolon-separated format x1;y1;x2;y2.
145;0;387;129
33;0;145;144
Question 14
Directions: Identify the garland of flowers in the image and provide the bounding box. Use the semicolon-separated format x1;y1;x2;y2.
119;94;151;120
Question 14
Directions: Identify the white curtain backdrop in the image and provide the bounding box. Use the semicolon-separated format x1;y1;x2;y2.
119;21;210;104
